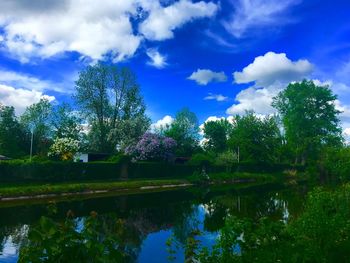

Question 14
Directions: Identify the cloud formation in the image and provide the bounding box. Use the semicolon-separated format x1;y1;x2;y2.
139;0;218;41
188;69;227;85
0;84;55;115
151;115;174;131
234;52;313;86
0;69;66;93
204;93;228;102
146;49;167;69
223;0;300;38
228;52;313;115
0;0;218;63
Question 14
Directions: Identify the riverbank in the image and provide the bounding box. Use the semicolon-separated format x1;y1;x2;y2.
0;171;305;206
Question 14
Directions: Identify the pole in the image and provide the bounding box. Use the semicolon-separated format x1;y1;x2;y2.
30;129;33;161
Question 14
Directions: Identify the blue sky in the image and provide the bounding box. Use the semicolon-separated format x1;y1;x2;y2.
0;0;349;133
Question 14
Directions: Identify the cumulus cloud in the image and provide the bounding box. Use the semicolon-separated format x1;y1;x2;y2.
0;84;55;115
226;86;279;115
234;52;313;87
188;69;227;85
151;115;174;131
0;0;218;63
204;93;228;102
146;49;167;69
227;52;314;116
139;0;218;41
0;0;142;62
223;0;300;38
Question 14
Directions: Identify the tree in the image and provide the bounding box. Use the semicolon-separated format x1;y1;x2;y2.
48;137;80;161
203;119;232;153
20;98;53;156
74;63;150;153
51;103;82;141
0;104;27;157
125;132;177;162
272;80;342;164
164;108;200;156
228;112;282;163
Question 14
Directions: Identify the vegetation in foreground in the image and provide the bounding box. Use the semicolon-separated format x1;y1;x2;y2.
168;184;350;263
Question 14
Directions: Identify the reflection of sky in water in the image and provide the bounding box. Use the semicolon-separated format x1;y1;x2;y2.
138;204;219;263
0;188;301;262
0;236;19;263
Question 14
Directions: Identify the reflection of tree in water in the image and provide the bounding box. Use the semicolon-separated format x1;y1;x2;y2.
201;187;306;233
0;224;29;257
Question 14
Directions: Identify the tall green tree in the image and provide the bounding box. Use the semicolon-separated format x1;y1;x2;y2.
228;112;282;163
51;103;82;140
272;80;342;164
74;63;150;152
164;108;200;156
0;104;27;157
203;119;232;153
20;98;53;156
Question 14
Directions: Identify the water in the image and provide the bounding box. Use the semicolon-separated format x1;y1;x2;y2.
0;183;307;262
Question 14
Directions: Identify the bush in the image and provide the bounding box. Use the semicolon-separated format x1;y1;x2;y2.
107;153;131;163
188;153;215;166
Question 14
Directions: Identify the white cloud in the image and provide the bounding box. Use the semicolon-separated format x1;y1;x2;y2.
151;115;174;131
226;86;278;115
0;84;55;115
204;93;228;102
139;0;218;41
223;0;300;38
234;52;313;87
0;0;218;63
227;52;314;116
188;69;227;85
0;69;67;93
146;48;167;69
0;0;142;62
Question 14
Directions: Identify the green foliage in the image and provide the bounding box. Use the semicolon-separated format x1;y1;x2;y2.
228;112;282;163
272;80;343;164
20;98;53;156
107;153;131;163
184;184;350;263
321;146;350;182
215;150;238;169
203;119;232;153
74;63;150;153
0;104;27;158
188;152;215;166
164;108;200;156
51;103;83;141
18;212;129;262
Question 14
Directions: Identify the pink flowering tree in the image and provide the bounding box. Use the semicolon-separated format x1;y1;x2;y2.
125;132;177;162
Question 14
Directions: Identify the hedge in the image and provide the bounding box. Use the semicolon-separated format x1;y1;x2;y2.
0;160;304;183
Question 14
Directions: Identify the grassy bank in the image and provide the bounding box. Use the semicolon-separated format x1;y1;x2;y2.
0;170;305;203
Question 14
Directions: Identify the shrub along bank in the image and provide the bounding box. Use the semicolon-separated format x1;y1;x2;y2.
0;160;304;183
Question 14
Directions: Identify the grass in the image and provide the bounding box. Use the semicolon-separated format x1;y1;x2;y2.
0;178;190;198
0;171;305;201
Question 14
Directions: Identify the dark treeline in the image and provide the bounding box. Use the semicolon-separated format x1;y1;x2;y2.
0;64;347;180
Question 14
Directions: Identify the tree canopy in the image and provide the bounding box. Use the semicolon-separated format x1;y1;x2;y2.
272;80;343;164
74;63;150;153
164;108;200;156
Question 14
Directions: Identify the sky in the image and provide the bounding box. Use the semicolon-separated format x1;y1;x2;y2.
0;0;350;134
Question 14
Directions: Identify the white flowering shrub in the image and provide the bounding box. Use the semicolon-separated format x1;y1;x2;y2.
48;137;80;161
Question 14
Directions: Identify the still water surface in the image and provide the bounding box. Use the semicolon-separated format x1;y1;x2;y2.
0;184;307;262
